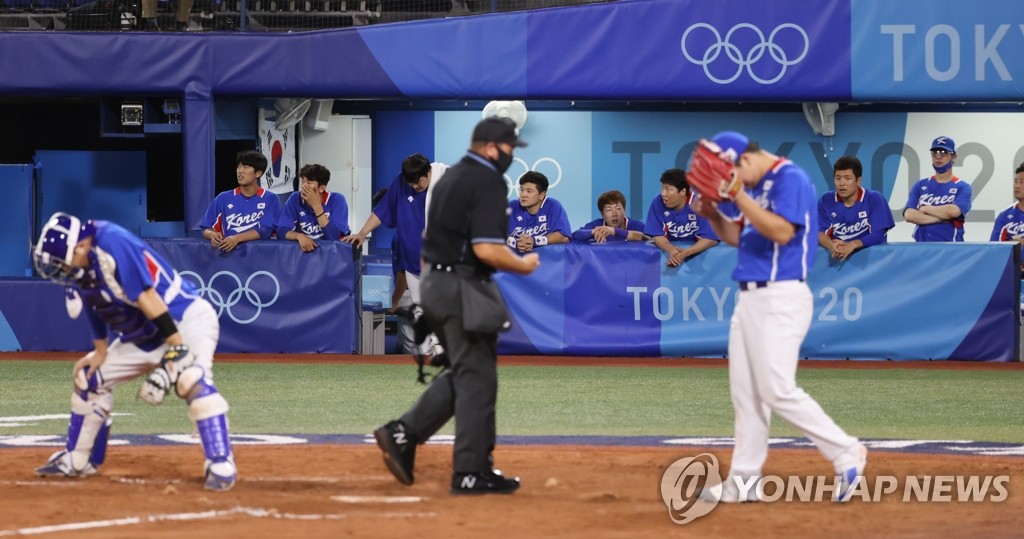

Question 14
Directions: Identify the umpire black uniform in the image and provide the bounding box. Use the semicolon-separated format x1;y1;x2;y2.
373;117;538;495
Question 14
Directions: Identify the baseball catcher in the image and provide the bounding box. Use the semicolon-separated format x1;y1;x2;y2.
32;212;237;491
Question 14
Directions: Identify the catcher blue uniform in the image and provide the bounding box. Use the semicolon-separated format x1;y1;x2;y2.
32;213;236;491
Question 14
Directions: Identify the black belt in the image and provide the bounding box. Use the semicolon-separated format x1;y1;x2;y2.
739;279;804;291
428;263;491;278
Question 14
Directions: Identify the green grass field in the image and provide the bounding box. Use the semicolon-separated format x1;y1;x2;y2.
2;361;1022;443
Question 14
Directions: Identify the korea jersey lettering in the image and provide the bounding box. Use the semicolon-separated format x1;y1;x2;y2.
75;221;200;351
374;173;426;275
276;191;351;240
717;159;817;282
991;203;1024;241
201;187;281;239
643;194;718;242
817;187;895;247
507;198;571;242
904;176;972;242
570;217;646;242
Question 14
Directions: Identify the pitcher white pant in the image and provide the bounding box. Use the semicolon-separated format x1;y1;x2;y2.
727;280;861;478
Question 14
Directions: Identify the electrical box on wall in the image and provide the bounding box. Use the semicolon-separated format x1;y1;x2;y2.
99;97;182;137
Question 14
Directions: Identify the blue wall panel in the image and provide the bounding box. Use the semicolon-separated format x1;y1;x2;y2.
0;165;34;277
35;150;147;236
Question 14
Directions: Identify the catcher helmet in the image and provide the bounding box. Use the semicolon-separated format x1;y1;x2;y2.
33;212;94;282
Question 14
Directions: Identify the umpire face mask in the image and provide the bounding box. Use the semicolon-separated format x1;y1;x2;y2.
491;146;514;174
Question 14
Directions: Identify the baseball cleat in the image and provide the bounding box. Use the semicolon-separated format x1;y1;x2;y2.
834;444;869;503
35;450;97;478
697;478;760;503
203;460;237;492
450;469;520;495
373;420;416;485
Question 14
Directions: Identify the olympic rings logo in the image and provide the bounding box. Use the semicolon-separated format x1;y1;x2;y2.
180;270;281;324
680;23;809;85
504;157;564;200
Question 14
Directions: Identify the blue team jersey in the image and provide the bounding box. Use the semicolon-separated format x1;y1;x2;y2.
643;194;719;242
75;221;200;350
991;203;1024;241
571;217;646;242
904;176;972;242
507;197;572;242
276;191;351;240
374;174;426;275
718;159;817;282
817;186;895;247
200;187;281;239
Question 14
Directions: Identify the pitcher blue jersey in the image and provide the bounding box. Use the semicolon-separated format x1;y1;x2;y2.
374;174;426;275
718;159;817;282
507;197;571;242
74;221;200;351
817;187;895;247
571;217;646;242
276;191;351;240
904;176;972;242
991;203;1024;241
200;187;281;239
643;194;718;242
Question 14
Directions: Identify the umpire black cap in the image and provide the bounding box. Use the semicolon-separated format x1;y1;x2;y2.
472;117;528;147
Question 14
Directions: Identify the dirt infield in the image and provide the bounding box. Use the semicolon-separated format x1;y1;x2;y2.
5;351;1023;370
3;354;1021;536
1;444;1021;538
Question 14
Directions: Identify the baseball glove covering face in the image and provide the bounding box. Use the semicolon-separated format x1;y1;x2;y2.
687;139;743;202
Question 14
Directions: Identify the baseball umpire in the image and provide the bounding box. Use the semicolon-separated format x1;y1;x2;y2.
373;117;540;495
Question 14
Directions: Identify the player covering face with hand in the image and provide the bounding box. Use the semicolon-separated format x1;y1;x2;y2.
688;132;867;504
32;212;237;491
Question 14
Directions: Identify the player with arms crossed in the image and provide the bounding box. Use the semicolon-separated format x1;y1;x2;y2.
903;136;972;242
688;132;866;503
817;156;895;260
32;212;237;491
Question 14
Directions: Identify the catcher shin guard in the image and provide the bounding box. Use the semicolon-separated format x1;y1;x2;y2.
187;382;236;491
38;390;112;477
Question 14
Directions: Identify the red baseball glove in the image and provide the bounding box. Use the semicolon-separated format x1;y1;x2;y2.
687;139;742;202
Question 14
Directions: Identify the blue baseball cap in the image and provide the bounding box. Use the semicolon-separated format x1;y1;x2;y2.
710;131;750;164
930;136;956;154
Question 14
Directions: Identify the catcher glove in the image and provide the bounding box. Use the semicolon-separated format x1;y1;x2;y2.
688;139;743;202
